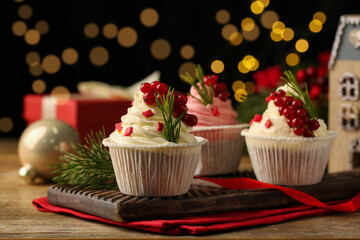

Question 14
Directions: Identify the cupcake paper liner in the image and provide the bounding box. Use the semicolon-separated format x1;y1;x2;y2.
242;130;337;186
102;137;207;197
191;124;248;176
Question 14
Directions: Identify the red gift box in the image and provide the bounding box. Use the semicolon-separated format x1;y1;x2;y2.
23;94;132;141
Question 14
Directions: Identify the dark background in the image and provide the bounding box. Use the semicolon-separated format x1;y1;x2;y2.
1;0;360;137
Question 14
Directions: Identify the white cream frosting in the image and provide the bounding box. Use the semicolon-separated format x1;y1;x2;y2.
248;85;329;138
109;91;197;145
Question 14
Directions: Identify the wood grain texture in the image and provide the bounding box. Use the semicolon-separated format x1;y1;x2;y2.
2;139;360;239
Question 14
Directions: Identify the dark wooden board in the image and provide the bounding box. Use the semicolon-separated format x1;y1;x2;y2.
47;170;360;222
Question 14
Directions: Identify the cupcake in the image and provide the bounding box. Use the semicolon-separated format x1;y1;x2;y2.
181;65;248;176
242;70;336;186
102;81;207;196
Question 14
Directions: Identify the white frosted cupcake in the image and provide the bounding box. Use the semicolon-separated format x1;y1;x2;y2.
182;66;247;176
103;81;207;196
242;71;336;186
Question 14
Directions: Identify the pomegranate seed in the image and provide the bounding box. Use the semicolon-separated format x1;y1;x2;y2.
184;114;198;126
150;81;160;92
140;82;152;93
283;96;295;106
156;83;168;95
142;110;153;118
124;126;133;136
176;93;187;105
131;99;135;106
296;108;308;118
308;119;320;131
291;117;305;128
157;122;163;132
294;127;306;136
278;106;286;115
266;96;271;103
254;114;262;122
143;92;155;105
291;99;303;110
212;107;220;116
218;92;229;101
115;122;123;131
283;107;296;120
274;97;284;107
249;119;255;126
265;119;272;128
276;90;286;97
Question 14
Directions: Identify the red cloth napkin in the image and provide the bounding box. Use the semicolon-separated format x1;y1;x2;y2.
33;197;335;235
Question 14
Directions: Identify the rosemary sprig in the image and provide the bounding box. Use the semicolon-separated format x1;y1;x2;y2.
51;129;117;190
180;64;213;106
155;88;187;143
281;70;319;119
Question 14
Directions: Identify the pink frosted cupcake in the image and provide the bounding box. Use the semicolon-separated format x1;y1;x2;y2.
181;65;248;176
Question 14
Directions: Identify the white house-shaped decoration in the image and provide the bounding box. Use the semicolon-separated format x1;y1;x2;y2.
329;14;360;172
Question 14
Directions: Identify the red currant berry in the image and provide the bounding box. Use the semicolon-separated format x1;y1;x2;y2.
303;131;313;137
140;82;152;93
296;69;307;83
156;83;168;95
274;97;284;107
210;74;219;85
291;117;305;128
291;99;303;110
150;81;160;92
296;108;308;118
213;83;224;93
308;119;320;131
269;92;277;100
287;119;293;127
143;92;155;105
303;115;310;123
218;92;229;101
204;75;211;85
276;90;286;97
278;106;286;115
184;114;198;126
173;102;187;115
220;82;227;90
294;127;306;136
283;107;296;120
176;93;187;105
283;96;295;106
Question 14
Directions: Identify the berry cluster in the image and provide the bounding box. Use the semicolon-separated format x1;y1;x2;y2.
295;65;328;100
204;74;229;101
267;89;320;137
140;81;197;127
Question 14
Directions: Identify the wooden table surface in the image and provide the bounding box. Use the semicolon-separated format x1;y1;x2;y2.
1;138;360;239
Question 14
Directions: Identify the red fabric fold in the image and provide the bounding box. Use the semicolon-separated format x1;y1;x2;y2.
33;197;336;235
195;177;360;213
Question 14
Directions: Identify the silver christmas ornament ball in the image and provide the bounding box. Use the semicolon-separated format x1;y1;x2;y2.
18;119;80;183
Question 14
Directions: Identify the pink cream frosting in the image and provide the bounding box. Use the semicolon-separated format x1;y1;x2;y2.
186;85;239;127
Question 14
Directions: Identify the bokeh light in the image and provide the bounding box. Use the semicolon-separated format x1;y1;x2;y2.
272;21;285;34
215;9;230;24
18;4;32;20
117;27;138;47
242;24;260;41
241;18;255;31
42;55;61;73
245;81;256;95
238;61;249;74
25;51;40;66
229;32;243;46
84;23;99;39
251;1;264;15
35;20;49;35
178;62;197;79
140;8;159;27
211;60;224;74
295;39;309;53
286;53;300;66
238;55;259;74
150;39;171;60
232;80;245;92
313;11;326;24
51;86;71;105
89;46;109;66
32;79;46;94
29;62;43;76
309;19;322;33
270;31;282;42
62;48;79;65
12;21;27;36
0;117;14;133
235;88;248;102
282;28;294;41
180;45;195;59
221;24;238;40
103;23;118;39
24;29;40;45
260;10;279;29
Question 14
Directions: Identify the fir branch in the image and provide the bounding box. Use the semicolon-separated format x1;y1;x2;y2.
180;65;213;106
51;129;117;190
281;70;319;119
155;88;187;143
